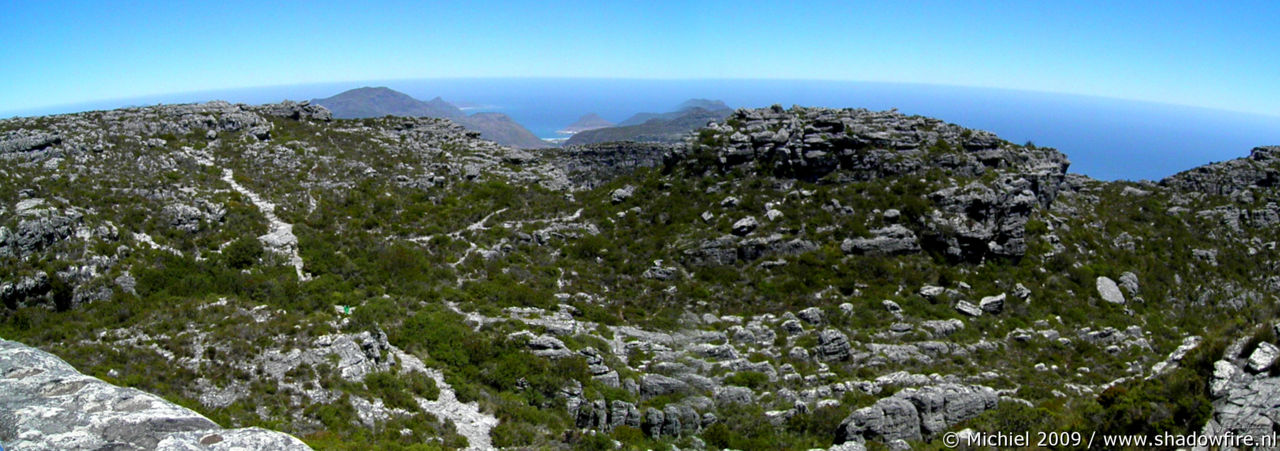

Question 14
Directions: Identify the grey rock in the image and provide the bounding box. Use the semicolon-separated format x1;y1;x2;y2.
163;203;205;233
841;225;921;255
1;272;50;308
1096;277;1127;304
888;323;913;334
979;293;1005;314
882;300;902;313
1162;146;1280;197
788;346;811;360
661;405;683;437
1211;360;1238;397
954;300;982;317
0;130;62;156
922;319;964;337
610;400;641;429
837;397;921;443
1193;248;1219;266
525;334;574;359
837;384;998;446
732;216;759;236
1119;272;1140;295
780;319;805;336
688;343;738;361
0;338;309;450
640;374;690;398
1012;283;1031;300
816;329;852;361
1;212;80;259
642;265;678;280
797;307;824;324
113;273;137;296
642;407;665;437
715;386;755;406
611;185;635;204
1248;342;1279;373
549;142;676;189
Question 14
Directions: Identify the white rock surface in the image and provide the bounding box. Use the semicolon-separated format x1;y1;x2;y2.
0;337;309;450
1096;276;1126;304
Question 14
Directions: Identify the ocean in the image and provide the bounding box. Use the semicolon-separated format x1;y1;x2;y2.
7;78;1280;181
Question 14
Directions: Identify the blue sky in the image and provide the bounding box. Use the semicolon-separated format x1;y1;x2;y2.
2;0;1278;116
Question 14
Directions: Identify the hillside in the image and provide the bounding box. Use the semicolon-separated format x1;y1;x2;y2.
564;106;732;146
313;87;549;149
310;87;462;120
2;101;1279;450
616;99;732;127
558;113;615;134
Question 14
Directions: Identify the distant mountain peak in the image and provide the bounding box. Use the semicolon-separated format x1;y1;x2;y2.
558;113;615;134
615;99;733;127
312;87;546;148
676;98;731;112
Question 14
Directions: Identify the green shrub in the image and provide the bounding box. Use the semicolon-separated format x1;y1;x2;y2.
224;236;263;269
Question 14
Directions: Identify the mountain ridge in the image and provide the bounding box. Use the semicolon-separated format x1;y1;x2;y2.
312;87;549;148
557;113;614;134
564;102;733;146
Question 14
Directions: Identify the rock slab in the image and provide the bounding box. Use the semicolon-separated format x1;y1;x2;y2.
0;337;310;450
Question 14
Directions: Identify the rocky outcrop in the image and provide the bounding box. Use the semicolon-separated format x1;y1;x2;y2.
0;209;81;260
1162;146;1280;196
836;384;998;446
549;142;678;189
681;233;819;267
689;106;1069;261
692;106;1067;185
1203;330;1280;444
921;179;1042;261
0;130;62;157
0;337;309;450
841;225;921;255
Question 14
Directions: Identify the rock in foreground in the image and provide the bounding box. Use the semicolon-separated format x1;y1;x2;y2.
0;337;310;450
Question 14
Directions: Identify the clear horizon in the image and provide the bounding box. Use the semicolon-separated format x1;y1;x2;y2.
3;1;1279;116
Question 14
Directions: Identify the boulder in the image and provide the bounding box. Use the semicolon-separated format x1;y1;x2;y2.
780;319;805;336
841;225;921;255
954;300;982;317
882;300;902;314
979;293;1005;314
816;329;852;361
1248;342;1279;373
611;185;635;204
1119;271;1140;295
732;216;759;236
526;334;574;359
1096;277;1127;304
1012;283;1031;301
642;407;665;437
837;384;998;446
797;307;824;324
837;397;921;443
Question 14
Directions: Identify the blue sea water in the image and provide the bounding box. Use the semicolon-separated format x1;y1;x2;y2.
7;79;1280;181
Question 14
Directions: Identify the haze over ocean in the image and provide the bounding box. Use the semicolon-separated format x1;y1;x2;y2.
9;78;1278;182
